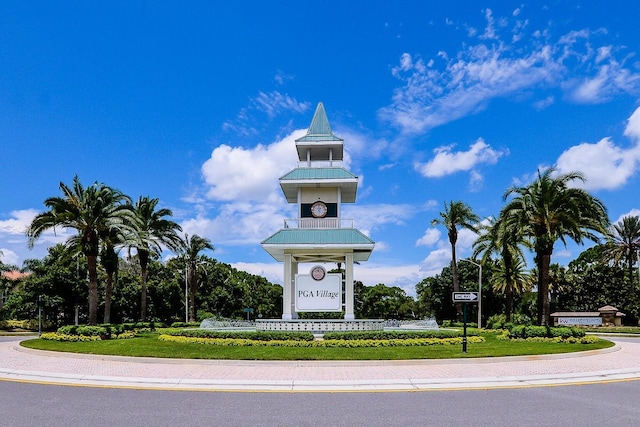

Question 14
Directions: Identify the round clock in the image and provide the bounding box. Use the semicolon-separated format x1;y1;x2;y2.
311;201;328;218
311;266;326;281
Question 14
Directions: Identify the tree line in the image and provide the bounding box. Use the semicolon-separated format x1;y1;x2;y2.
428;168;639;326
1;170;639;327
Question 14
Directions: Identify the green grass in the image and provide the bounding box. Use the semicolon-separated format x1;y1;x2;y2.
20;331;614;360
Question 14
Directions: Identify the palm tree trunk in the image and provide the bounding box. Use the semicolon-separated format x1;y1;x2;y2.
189;264;197;322
139;251;149;322
87;254;99;325
450;242;462;322
103;272;113;324
504;252;514;323
537;248;553;326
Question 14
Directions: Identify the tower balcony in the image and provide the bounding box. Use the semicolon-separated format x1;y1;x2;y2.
284;218;355;229
296;160;344;168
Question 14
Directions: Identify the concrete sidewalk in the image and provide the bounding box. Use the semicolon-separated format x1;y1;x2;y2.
1;336;640;392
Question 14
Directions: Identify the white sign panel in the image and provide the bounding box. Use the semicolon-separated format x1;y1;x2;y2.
557;317;602;326
295;273;342;312
452;292;479;303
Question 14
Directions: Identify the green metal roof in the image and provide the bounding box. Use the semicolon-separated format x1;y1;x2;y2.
261;228;374;245
295;102;343;143
280;167;357;181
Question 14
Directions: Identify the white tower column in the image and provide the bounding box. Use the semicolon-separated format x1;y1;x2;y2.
282;254;293;320
291;260;298;319
344;252;355;320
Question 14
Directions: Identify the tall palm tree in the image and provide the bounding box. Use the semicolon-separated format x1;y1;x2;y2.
26;176;137;325
502;168;609;325
602;215;640;291
130;196;184;322
473;213;530;321
100;238;119;324
432;201;479;320
183;234;214;322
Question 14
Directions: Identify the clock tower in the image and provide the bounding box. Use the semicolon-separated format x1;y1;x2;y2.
262;103;375;320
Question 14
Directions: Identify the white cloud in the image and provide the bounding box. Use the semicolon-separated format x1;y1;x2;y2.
0;209;73;267
202;130;304;203
555;137;640;190
252;91;310;119
415;138;507;178
624;106;640;140
533;95;554;110
613;209;640;224
416;228;441;246
342;203;415;236
0;248;19;266
222;91;310;136
380;11;640;135
0;209;38;235
419;248;451;276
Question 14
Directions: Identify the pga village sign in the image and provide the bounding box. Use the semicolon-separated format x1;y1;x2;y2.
295;266;342;312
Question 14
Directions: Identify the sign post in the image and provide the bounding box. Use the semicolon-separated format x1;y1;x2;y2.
452;292;479;353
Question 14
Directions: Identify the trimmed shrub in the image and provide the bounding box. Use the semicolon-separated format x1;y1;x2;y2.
322;330;473;340
162;329;315;342
508;325;585;339
157;334;485;348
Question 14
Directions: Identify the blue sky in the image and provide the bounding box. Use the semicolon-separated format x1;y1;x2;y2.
2;1;640;296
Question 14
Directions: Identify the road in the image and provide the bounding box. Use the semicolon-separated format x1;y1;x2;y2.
1;379;638;426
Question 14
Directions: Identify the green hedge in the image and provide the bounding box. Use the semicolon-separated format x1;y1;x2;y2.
161;329;315;341
158;334;485;348
170;322;201;328
322;330;474;340
508;325;585;339
55;322;162;339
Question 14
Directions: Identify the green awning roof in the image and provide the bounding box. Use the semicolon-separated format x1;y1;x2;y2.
262;228;374;245
280;167;357;181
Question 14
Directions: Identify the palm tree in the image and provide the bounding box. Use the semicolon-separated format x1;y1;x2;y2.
26;176;137;325
502;168;609;325
473;213;530;321
432;201;479;320
489;256;533;301
183;234;214;322
130;196;184;322
602;215;640;291
100;238;119;324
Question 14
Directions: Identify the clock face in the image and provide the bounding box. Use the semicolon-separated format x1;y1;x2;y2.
311;266;326;281
311;201;328;218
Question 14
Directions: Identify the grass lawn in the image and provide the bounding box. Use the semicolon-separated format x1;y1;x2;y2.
20;331;615;361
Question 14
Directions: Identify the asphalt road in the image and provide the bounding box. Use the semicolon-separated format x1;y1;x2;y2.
2;379;639;426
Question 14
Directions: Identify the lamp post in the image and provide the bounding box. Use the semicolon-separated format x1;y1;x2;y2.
460;259;482;328
185;266;189;323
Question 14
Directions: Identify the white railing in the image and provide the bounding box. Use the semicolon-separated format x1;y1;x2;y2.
284;218;354;229
296;160;344;168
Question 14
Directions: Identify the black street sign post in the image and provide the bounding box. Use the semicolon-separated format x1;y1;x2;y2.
452;292;479;353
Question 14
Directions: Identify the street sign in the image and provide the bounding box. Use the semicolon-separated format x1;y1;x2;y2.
452;292;479;303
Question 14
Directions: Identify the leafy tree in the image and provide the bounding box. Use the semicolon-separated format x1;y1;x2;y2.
502;169;609;325
431;201;479;320
558;245;637;323
129;196;184;321
358;284;416;319
4;244;87;326
26;176;137;324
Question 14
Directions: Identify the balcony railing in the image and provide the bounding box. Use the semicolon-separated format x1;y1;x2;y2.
296;160;344;168
284;218;354;229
